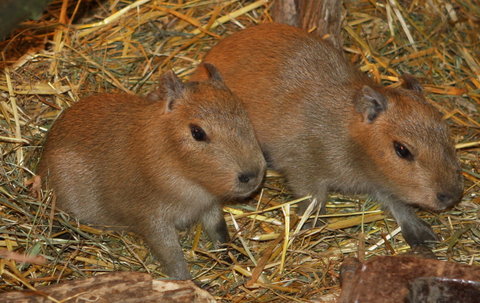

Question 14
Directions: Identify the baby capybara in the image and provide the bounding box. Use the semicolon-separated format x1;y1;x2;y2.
38;64;266;279
191;23;463;246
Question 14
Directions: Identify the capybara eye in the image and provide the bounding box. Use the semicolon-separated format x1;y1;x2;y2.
190;124;207;141
393;141;413;160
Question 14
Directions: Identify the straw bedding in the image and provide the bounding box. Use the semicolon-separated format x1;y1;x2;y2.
0;0;479;301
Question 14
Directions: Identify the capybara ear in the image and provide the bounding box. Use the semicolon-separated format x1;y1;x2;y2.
145;86;165;103
401;74;423;93
162;70;186;112
204;63;227;88
355;85;388;123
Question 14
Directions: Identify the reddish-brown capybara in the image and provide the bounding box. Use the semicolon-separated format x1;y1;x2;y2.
191;23;463;246
37;64;266;279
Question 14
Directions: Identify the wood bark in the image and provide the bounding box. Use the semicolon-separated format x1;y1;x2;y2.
339;256;480;303
271;0;344;49
1;272;216;303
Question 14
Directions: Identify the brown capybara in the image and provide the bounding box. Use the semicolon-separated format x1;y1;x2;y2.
37;64;266;279
191;23;463;247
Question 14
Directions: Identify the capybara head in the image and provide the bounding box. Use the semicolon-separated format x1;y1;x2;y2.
349;76;463;211
153;64;266;199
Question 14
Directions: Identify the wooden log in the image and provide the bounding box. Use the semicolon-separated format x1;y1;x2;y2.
271;0;343;48
271;0;299;29
339;256;480;303
0;272;216;303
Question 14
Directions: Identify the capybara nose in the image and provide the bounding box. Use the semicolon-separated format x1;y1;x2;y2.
238;172;256;184
436;190;463;209
235;170;263;197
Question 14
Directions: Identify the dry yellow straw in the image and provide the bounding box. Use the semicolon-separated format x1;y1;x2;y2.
189;0;268;35
2;62;23;165
388;0;417;51
77;0;151;32
456;141;480;149
279;203;290;274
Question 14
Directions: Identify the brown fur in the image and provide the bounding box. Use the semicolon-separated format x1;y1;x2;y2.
190;23;463;246
37;66;266;279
